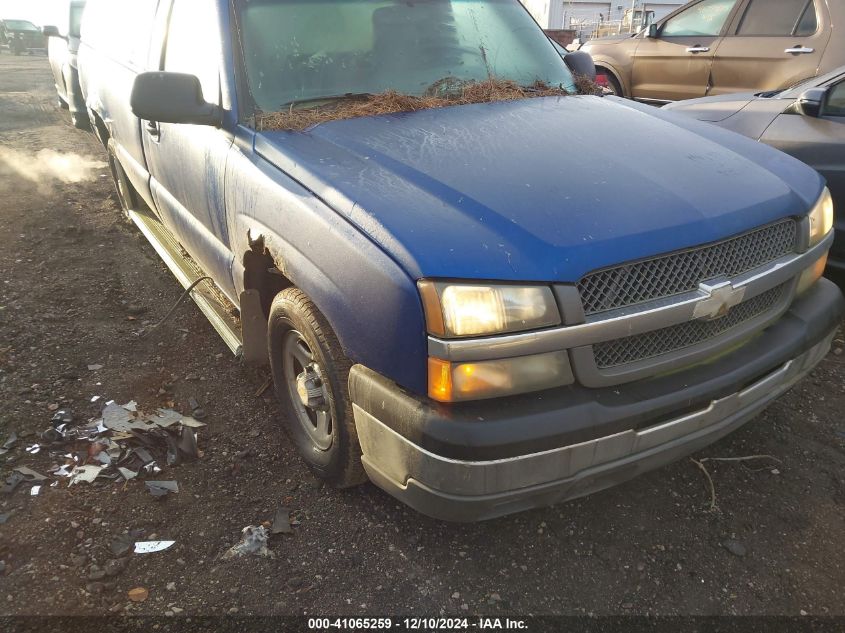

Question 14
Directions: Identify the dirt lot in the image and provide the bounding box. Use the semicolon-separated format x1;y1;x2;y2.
1;54;845;620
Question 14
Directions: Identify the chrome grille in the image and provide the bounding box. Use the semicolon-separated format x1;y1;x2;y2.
578;220;798;316
593;283;788;369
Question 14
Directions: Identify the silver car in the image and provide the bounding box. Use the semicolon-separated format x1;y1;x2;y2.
665;67;845;270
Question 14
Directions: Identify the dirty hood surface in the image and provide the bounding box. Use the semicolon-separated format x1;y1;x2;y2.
256;95;822;282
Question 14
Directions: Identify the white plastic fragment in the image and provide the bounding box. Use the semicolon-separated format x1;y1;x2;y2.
118;467;137;481
222;525;275;560
134;540;175;554
30;486;41;496
68;465;104;486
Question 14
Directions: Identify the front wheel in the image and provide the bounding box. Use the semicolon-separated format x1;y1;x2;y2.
268;288;366;488
598;71;623;97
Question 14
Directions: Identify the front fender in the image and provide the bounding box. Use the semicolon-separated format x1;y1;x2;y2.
225;137;429;396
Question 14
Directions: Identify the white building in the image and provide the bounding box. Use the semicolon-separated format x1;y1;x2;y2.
522;0;685;39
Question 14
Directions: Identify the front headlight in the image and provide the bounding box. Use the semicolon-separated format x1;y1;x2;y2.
808;187;834;246
798;188;835;294
418;281;561;338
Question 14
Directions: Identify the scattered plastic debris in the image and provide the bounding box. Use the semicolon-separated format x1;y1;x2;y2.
145;480;179;497
271;507;292;535
222;525;276;560
0;431;17;455
134;540;175;554
14;466;47;482
68;465;104;486
30;485;41;496
87;364;104;371
7;399;205;496
51;410;73;428
112;529;145;557
118;467;137;481
188;397;207;421
179;417;205;429
2;472;26;495
128;587;149;602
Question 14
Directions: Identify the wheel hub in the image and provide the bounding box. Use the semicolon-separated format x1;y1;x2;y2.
296;364;327;411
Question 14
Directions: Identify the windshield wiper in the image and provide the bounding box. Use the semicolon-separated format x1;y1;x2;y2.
279;93;376;109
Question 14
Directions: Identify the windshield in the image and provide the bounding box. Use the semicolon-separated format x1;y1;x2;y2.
236;0;575;112
4;20;39;32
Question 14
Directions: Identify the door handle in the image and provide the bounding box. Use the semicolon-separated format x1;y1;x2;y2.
145;120;160;140
785;46;815;54
686;46;710;53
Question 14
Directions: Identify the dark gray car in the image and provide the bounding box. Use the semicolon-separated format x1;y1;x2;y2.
665;68;845;270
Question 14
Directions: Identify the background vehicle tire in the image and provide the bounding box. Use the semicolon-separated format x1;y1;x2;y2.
598;71;623;97
268;287;366;488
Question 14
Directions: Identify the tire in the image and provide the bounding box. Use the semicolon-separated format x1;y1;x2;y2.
107;147;136;216
268;288;366;488
599;71;624;98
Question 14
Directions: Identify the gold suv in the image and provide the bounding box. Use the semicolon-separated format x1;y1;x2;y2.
582;0;844;103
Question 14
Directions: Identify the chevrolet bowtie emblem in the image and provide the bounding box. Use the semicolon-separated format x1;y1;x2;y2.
692;281;746;321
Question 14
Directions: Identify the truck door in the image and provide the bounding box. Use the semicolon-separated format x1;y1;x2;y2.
141;0;237;302
708;0;830;95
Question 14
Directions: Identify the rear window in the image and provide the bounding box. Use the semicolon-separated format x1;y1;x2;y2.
81;0;157;67
736;0;817;36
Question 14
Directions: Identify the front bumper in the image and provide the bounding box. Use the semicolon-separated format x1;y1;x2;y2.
350;279;844;522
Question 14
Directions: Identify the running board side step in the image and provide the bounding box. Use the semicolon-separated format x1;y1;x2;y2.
127;209;244;357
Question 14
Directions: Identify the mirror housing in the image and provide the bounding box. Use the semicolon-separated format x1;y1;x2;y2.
563;50;597;82
792;87;827;117
42;25;63;39
130;72;220;126
647;23;659;38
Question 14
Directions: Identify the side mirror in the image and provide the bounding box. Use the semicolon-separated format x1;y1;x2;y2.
563;50;597;82
791;87;827;117
42;25;63;39
647;24;659;38
130;72;220;126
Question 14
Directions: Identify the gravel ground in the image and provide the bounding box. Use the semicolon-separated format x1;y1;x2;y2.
1;54;844;620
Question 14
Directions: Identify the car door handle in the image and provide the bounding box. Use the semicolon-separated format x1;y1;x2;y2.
785;46;814;54
686;46;710;53
145;120;160;140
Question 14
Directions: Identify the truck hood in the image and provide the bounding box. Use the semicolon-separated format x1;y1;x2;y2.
256;95;823;282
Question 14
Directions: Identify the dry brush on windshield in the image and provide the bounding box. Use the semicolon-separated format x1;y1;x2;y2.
256;77;601;131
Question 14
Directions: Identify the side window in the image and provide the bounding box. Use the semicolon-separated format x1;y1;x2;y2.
736;0;817;36
164;0;221;105
661;0;737;37
823;81;845;118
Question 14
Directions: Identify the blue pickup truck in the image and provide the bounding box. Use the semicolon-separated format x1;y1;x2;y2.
77;0;842;521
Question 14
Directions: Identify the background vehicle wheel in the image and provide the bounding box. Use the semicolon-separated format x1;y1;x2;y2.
107;148;136;216
598;71;623;97
268;287;366;488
